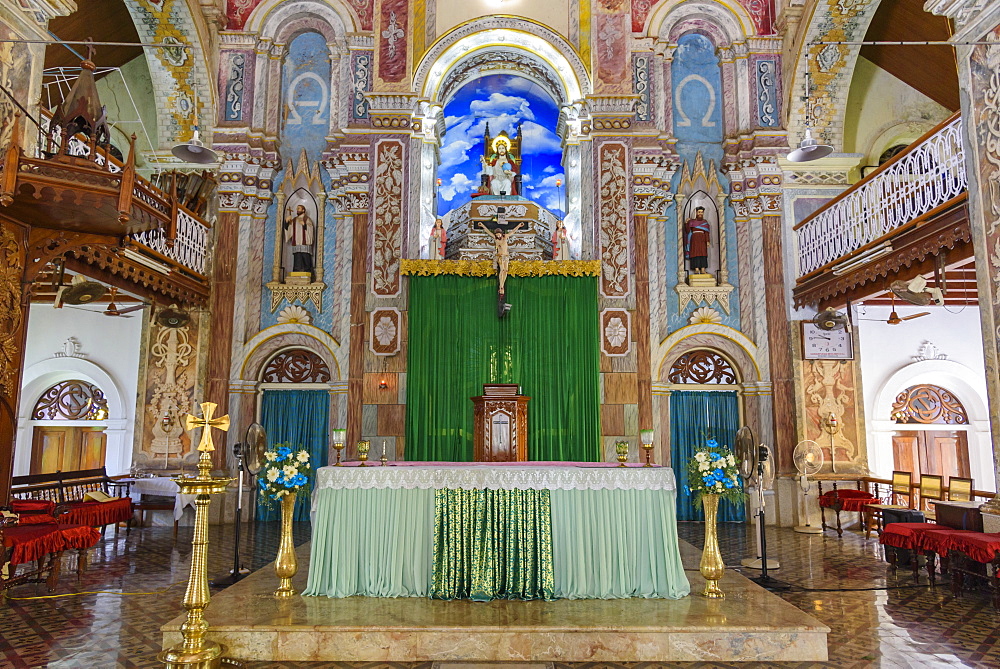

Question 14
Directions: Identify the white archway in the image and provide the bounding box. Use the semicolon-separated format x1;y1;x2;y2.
869;359;992;491
16;357;131;477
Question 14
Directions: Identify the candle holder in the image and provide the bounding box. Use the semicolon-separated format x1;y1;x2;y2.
640;429;655;468
380;440;388;466
357;440;370;466
615;441;629;467
332;429;346;466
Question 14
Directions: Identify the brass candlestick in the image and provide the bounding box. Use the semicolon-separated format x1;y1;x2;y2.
380;440;388;466
615;441;629;467
357;440;370;466
642;443;654;467
159;402;241;669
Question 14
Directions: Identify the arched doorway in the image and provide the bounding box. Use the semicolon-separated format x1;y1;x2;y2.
256;347;333;520
29;379;109;474
890;383;971;483
665;349;745;522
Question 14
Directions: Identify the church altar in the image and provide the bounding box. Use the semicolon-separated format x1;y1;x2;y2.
303;463;690;601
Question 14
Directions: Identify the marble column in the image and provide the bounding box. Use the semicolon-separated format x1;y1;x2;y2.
634;212;653;452
0;219;28;503
763;215;796;474
346;210;369;452
205;210;240;467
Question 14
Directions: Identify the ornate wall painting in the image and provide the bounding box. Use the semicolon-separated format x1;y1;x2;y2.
370;308;401;356
225;0;263;30
598;142;631;299
351;49;373;120
671;33;724;145
631;0;654;33
633;54;651;122
0;25;30;153
799;357;867;473
752;56;780;129
141;321;198;464
221;50;250;124
0;224;24;402
594;9;629;94
601;308;631;357
377;0;408;85
372;139;405;297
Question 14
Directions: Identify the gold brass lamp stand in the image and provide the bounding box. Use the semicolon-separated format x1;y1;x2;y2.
158;402;242;669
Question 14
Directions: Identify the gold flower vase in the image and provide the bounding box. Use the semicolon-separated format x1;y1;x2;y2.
699;493;725;599
274;494;298;598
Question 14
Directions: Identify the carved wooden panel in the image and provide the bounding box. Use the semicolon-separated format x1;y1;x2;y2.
601;308;631;357
667;350;737;385
370;308;401;356
371;139;404;297
262;349;331;384
32;380;109;420
892;384;969;425
598;142;630;298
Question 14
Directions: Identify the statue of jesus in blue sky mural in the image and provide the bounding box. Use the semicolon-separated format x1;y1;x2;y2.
436;74;565;218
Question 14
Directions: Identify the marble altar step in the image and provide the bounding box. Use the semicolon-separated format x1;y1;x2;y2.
161;540;828;663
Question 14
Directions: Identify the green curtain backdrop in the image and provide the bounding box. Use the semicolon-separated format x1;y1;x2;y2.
258;389;330;522
405;274;600;462
669;390;745;522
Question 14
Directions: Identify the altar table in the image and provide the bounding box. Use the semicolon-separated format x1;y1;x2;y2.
304;464;690;601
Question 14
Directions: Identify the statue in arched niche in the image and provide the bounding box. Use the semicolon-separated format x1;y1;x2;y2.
681;193;719;287
478;123;523;197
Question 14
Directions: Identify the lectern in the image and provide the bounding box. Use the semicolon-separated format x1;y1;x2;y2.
471;384;530;462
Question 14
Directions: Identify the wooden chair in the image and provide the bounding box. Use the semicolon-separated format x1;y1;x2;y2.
919;474;944;521
863;471;915;539
948;477;974;502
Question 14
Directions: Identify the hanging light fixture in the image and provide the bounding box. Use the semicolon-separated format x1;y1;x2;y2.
787;72;833;163
171;91;218;164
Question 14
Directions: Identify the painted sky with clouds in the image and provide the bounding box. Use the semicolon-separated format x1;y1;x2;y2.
437;74;565;217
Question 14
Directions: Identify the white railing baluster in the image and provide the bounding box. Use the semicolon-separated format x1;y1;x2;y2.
795;116;967;277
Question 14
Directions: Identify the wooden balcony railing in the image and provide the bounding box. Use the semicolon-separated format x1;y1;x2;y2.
794;112;966;278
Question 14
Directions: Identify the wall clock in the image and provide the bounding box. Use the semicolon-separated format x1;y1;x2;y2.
801;322;854;360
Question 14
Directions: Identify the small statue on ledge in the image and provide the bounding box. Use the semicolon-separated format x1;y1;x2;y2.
551;221;570;260
429;218;447;260
684;206;716;286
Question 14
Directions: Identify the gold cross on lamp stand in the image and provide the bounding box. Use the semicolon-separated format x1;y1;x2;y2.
158;401;244;669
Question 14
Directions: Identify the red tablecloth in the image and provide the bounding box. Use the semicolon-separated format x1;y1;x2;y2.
917;528;977;555
3;524;101;565
949;532;1000;564
879;522;942;550
62;498;132;527
819;489;879;513
56;524;100;551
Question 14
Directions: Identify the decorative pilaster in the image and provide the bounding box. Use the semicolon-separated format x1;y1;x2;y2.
0;220;28;504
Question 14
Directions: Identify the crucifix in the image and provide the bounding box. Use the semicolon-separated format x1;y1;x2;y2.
183;402;231;478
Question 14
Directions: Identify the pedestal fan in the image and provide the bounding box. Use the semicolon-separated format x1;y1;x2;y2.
212;423;266;587
735;426;789;590
793;440;824;534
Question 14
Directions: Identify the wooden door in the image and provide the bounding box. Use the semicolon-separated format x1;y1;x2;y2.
30;426;107;474
892;433;919;480
926;431;971;480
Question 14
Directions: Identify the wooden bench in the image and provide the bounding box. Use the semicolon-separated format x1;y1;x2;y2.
11;468;133;536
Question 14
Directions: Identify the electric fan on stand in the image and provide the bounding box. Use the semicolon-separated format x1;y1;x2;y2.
735;426;789;590
212;423;266;587
793;440;824;534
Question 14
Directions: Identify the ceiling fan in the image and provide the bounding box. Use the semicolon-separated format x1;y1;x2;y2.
65;287;149;318
859;293;929;325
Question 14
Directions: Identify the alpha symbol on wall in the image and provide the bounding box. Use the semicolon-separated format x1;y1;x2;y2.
287;72;329;125
674;74;717;127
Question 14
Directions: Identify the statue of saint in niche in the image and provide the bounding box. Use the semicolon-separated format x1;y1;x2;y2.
683;204;716;286
282;190;317;283
477;124;523;198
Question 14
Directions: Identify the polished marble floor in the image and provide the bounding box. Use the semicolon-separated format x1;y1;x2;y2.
1;520;998;668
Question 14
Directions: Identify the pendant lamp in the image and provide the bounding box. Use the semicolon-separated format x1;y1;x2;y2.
787;71;833;163
171;92;218;164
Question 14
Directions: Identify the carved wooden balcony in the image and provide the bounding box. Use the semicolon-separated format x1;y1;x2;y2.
793;113;970;309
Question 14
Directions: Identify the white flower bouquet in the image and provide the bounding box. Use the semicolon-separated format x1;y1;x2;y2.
258;443;312;504
685;439;744;505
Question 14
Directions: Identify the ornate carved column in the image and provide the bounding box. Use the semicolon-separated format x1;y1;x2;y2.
0;219;28;503
634;211;653;448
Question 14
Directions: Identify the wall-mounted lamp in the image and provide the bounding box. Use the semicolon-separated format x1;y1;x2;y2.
379;378;388;390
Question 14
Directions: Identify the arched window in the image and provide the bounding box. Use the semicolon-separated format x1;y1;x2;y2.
32;380;109;420
667;350;738;385
891;384;969;425
261;349;331;384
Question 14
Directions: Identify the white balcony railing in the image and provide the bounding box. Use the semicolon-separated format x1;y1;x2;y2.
132;208;210;276
795;114;967;277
